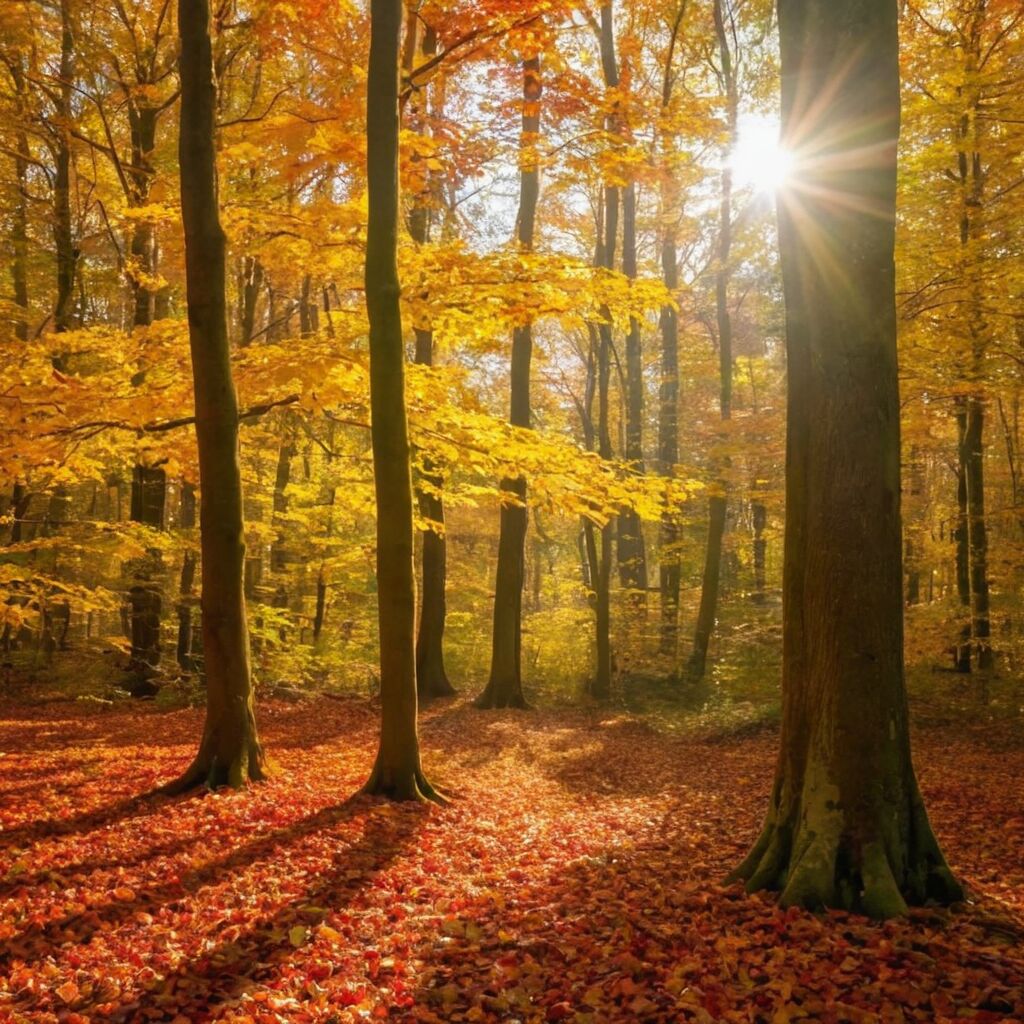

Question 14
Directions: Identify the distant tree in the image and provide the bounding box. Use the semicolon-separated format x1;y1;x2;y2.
166;0;265;791
731;0;962;916
476;51;542;712
360;0;442;801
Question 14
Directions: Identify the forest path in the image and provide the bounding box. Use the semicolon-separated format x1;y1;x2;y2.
1;695;1021;1022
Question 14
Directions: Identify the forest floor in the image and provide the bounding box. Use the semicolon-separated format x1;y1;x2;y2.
0;691;1022;1024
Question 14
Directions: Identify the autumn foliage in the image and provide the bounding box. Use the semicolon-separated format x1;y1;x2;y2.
1;696;1022;1023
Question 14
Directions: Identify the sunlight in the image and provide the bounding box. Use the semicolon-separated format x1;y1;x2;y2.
730;115;794;193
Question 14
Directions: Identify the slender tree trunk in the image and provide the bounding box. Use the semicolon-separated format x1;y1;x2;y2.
657;7;687;654
953;404;972;670
361;0;441;801
617;180;647;598
176;483;197;671
53;0;78;339
128;464;166;677
405;14;455;700
751;500;767;603
731;0;961;917
585;1;620;700
239;256;264;347
166;0;265;792
477;54;542;710
688;0;736;683
7;60;30;341
964;398;992;669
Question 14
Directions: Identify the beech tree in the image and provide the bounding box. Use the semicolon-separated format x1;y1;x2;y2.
167;0;265;791
731;0;962;916
476;51;543;711
360;0;441;801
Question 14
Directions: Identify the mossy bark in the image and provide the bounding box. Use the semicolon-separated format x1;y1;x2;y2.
731;0;962;918
167;0;265;792
362;0;441;801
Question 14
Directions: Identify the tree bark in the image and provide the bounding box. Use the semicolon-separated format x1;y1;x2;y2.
6;59;30;341
361;0;441;801
166;0;265;792
731;0;962;918
406;13;455;701
687;0;736;682
617;180;648;598
476;54;542;711
53;0;78;338
176;482;198;672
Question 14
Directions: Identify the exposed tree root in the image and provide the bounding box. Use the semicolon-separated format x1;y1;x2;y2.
474;683;531;711
159;733;267;795
728;790;965;919
359;762;449;804
417;664;457;702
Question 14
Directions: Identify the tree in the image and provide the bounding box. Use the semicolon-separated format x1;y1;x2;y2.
361;0;441;801
731;0;962;917
476;50;543;711
687;0;737;683
405;11;455;702
167;0;265;792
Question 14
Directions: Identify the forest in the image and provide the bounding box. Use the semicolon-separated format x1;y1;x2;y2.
0;0;1023;1020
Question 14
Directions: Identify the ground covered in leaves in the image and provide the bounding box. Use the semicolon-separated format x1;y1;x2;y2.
1;695;1022;1024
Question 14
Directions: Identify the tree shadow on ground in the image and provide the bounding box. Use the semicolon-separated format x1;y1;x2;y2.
125;799;427;1020
409;810;1024;1023
0;792;376;967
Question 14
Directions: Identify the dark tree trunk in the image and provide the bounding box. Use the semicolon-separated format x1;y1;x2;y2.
53;0;78;339
477;54;542;711
731;0;961;918
7;60;30;341
239;256;264;346
167;0;265;792
752;500;767;603
585;1;620;700
964;397;992;669
688;0;736;683
617;181;648;598
361;0;440;801
177;482;198;671
128;465;167;677
405;14;455;701
953;405;972;670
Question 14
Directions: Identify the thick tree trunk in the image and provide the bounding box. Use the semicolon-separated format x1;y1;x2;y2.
688;0;736;683
477;54;542;711
167;0;265;792
731;0;961;918
361;0;440;801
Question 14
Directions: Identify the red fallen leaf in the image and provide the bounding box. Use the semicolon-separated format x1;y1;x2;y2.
546;1000;573;1020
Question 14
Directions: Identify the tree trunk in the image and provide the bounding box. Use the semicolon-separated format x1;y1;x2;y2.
177;483;198;671
128;465;166;677
953;404;972;670
406;13;455;701
167;0;265;792
688;0;736;683
53;0;78;339
239;256;264;346
585;1;620;700
7;60;30;341
361;0;440;801
477;54;542;711
617;180;648;598
964;397;992;669
751;500;767;603
731;0;961;918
